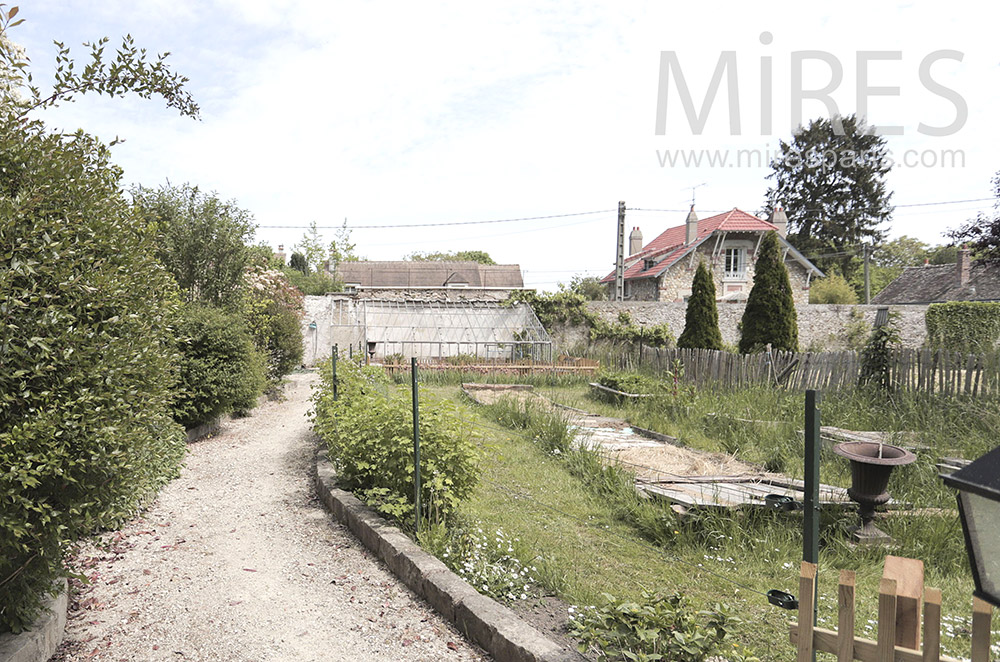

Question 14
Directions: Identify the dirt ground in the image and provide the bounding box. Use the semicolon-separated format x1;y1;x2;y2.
51;372;489;662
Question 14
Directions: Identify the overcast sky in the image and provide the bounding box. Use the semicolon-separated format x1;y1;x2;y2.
11;1;1000;289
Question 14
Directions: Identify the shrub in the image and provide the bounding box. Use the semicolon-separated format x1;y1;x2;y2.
677;261;723;350
568;591;754;662
739;232;798;353
809;272;858;304
0;117;187;633
312;357;478;523
171;304;267;428
859;317;902;392
925;301;1000;353
243;266;304;383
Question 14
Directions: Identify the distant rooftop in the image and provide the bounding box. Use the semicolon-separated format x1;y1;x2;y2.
335;261;524;288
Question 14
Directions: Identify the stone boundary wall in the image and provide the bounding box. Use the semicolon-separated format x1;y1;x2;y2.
549;302;929;351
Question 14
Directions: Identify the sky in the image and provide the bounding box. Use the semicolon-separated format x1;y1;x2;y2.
9;0;1000;290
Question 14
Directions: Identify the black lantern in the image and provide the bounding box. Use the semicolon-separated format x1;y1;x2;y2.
941;445;1000;608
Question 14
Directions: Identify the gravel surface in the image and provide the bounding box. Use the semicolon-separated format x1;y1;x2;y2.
52;371;489;662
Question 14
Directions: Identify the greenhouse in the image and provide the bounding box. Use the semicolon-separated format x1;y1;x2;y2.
303;298;553;364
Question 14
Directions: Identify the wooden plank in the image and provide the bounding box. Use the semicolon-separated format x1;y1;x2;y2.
790;625;965;662
798;562;818;662
883;556;924;651
922;587;941;662
838;570;856;662
878;577;898;662
970;597;992;662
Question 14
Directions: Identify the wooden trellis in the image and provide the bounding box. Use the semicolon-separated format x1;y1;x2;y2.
789;558;994;662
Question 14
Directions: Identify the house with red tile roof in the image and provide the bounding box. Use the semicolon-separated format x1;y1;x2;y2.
601;207;823;303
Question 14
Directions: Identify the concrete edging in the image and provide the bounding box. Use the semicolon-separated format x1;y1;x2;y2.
0;579;68;662
313;450;579;662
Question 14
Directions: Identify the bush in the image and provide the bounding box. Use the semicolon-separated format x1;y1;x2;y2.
809;272;858;304
312;357;478;523
0;118;187;633
285;268;341;295
568;591;754;662
171;304;267;428
925;301;1000;352
677;261;724;350
739;232;798;353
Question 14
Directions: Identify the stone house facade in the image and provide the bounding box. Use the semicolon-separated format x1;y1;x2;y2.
601;207;823;303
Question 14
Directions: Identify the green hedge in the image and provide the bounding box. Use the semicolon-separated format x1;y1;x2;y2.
311;357;478;523
171;304;267;428
925;302;1000;353
0;117;186;633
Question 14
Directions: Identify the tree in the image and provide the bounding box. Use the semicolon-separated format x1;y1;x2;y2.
559;274;607;301
739;232;798;353
406;250;496;264
763;114;893;279
289;251;309;274
677;261;723;350
132;183;256;309
810;272;858;304
948;171;1000;258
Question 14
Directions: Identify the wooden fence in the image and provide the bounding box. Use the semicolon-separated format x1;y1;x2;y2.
789;557;994;662
616;346;1000;397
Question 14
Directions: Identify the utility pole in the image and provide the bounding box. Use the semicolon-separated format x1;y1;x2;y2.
614;201;625;301
863;244;871;305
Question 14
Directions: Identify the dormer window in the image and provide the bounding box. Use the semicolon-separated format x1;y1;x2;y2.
724;248;746;279
643;259;656;271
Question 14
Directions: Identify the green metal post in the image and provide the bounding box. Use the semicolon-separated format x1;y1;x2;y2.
332;344;338;401
411;357;421;534
804;389;821;658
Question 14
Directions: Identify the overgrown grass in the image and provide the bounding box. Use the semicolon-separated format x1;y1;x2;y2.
413;378;994;662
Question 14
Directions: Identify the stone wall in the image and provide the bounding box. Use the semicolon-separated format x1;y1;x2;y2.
352;287;514;302
549;302;929;351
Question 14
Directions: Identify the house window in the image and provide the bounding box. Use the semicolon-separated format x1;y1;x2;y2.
724;248;746;279
643;259;656;271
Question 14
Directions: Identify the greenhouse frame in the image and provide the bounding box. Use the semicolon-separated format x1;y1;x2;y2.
319;299;553;362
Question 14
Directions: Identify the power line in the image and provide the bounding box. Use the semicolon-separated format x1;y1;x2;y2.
258;209;616;230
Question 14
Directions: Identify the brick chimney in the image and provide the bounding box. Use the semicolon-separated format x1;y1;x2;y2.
629;227;643;255
768;206;788;238
958;245;971;287
275;244;286;265
685;205;698;245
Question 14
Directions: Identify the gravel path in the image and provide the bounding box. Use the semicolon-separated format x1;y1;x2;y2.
52;371;489;662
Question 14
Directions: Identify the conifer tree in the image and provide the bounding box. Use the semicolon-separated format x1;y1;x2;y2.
677;260;723;350
739;231;798;353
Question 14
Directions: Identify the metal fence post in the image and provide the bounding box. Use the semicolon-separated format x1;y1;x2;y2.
804;389;821;661
332;344;338;401
411;357;421;534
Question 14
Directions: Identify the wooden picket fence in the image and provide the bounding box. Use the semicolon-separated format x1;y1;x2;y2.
618;346;1000;397
789;558;994;662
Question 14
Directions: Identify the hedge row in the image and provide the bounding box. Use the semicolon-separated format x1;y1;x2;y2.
926;301;1000;353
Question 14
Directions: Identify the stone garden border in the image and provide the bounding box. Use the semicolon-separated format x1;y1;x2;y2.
0;579;67;662
313;449;581;662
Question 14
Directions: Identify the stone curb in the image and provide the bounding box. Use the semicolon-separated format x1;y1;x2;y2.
313;450;581;662
0;579;68;662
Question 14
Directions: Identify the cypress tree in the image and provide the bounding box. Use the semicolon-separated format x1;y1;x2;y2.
739;231;798;353
677;260;723;350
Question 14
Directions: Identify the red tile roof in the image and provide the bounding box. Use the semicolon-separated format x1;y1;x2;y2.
600;208;779;283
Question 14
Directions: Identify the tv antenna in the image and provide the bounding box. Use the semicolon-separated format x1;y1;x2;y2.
688;183;706;207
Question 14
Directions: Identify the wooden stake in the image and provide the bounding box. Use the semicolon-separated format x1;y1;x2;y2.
798;562;818;662
838;570;857;662
877;578;898;662
922;587;941;662
970;597;992;662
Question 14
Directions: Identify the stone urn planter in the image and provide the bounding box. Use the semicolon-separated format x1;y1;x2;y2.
833;441;916;542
